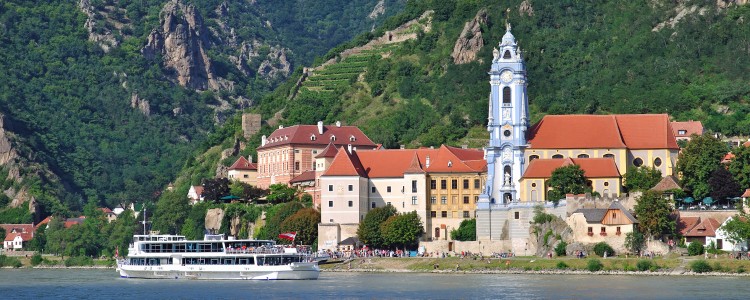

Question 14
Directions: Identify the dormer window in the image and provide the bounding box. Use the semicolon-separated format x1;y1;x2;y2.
350;135;356;142
330;135;336;141
310;135;316;141
678;130;687;135
448;161;452;167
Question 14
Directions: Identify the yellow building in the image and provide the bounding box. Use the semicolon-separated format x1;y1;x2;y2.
227;156;258;186
519;158;622;202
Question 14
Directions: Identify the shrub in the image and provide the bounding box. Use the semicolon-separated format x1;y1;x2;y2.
554;241;568;257
593;242;615;257
636;260;653;271
737;266;745;274
622;262;636;272
64;256;94;267
556;261;569;269
712;262;728;272
690;260;712;273
587;259;603;272
30;253;43;266
0;255;23;268
687;242;705;256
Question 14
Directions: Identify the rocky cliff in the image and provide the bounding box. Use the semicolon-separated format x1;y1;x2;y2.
142;0;225;91
451;9;487;65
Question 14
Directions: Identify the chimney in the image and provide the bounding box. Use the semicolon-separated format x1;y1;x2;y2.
426;155;430;168
335;121;341;127
461;144;468;149
279;125;284;129
317;121;324;135
247;155;253;163
400;145;405;149
347;144;352;154
261;135;267;147
429;146;434;149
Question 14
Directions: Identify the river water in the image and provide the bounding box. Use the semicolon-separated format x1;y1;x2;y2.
0;269;748;299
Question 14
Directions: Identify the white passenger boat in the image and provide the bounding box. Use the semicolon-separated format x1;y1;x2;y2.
116;234;319;280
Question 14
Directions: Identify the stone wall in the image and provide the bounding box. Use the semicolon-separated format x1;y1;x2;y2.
419;240;510;255
241;113;262;139
564;192;640;215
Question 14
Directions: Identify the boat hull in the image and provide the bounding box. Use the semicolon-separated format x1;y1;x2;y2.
118;263;319;280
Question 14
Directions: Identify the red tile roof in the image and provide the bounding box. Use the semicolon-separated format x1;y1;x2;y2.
100;207;113;214
315;142;339;158
404;153;425;174
671;121;704;138
257;124;377;150
324;147;368;177
742;188;750;198
678;216;720;237
289;170;316;183
191;186;204;195
228;156;257;171
527;114;679;150
1;224;35;242
323;145;486;178
522;158;621;179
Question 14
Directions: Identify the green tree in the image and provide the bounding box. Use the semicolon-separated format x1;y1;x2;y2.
547;164;588;205
78;202;107;257
229;181;268;202
728;144;750;189
45;217;67;257
266;184;298;204
380;211;425;250
624;166;662;191
450;219;476;241
256;201;304;242
708;167;742;202
107;210;137;257
181;202;211;240
357;204;398;248
722;214;750;251
152;191;190;234
633;191;676;239
202;178;231;202
676;134;728;199
280;208;321;245
624;231;646;254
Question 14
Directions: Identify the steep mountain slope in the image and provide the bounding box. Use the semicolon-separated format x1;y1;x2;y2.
252;0;750;153
0;0;403;221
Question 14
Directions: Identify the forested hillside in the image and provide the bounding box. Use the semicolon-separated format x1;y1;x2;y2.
249;0;750;153
0;0;402;221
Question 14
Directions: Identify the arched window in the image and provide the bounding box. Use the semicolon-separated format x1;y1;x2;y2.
503;87;511;104
552;154;564;159
603;153;615;159
654;157;662;167
577;154;590;158
633;157;643;167
330;135;336;141
310;135;316;141
504;193;512;203
504;165;512;185
503;50;511;59
529;155;539;161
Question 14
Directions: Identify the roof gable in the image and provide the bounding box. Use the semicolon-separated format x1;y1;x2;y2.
671;121;703;137
316;142;339;158
650;175;682;192
323;148;367;177
228;156;257;171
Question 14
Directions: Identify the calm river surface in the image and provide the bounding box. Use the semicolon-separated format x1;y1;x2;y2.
1;269;749;299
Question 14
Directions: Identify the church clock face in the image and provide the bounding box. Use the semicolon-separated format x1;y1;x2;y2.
500;70;513;83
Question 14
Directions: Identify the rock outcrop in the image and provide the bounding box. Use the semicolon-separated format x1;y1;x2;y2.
529;215;573;257
717;0;749;9
142;0;223;91
258;47;292;79
519;0;535;17
368;0;386;19
205;208;225;232
79;0;121;52
130;93;151;117
451;9;488;65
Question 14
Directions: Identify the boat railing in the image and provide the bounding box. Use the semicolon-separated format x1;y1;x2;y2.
225;247;299;255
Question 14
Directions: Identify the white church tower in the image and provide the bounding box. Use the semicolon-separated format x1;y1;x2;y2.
478;24;529;207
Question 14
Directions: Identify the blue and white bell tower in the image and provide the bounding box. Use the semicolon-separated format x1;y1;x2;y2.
478;24;529;207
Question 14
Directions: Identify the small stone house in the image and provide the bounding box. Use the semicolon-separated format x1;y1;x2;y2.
566;201;638;252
